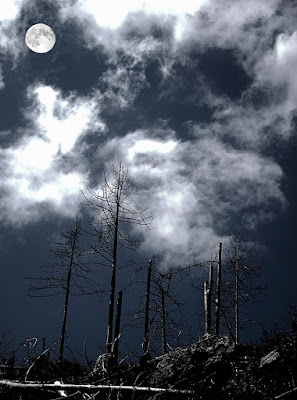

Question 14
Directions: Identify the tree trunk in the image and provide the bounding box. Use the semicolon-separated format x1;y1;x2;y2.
143;259;152;354
59;224;78;361
208;263;213;332
204;280;209;335
214;243;222;336
204;263;213;335
106;196;120;354
161;288;166;354
0;380;194;395
112;290;123;364
235;247;239;344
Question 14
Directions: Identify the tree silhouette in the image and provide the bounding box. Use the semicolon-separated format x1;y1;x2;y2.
81;163;152;355
223;233;265;343
26;216;100;360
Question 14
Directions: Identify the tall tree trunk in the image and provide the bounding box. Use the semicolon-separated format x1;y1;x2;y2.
112;290;123;364
106;195;120;354
204;280;209;335
204;263;213;335
143;259;152;354
59;225;78;361
208;263;213;333
214;243;222;337
161;288;166;354
235;247;239;344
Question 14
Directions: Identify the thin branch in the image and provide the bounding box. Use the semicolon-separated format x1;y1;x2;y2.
24;339;60;382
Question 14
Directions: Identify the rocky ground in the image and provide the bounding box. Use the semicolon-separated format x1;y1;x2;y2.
89;331;297;399
1;329;296;399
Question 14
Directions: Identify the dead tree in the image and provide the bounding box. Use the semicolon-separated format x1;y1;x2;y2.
81;163;151;354
143;259;153;355
112;290;123;364
0;380;195;397
26;216;99;361
161;288;166;354
223;234;265;343
58;218;80;361
149;265;183;355
235;247;239;344
214;243;222;336
130;260;184;357
204;263;213;335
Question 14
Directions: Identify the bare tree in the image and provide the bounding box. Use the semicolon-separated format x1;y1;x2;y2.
126;258;185;359
223;233;265;343
160;288;166;354
81;163;152;354
145;263;183;355
112;290;123;364
143;259;153;355
204;263;213;335
214;243;222;336
26;216;99;361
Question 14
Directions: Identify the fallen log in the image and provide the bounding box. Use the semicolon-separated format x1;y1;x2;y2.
0;379;194;395
275;386;297;399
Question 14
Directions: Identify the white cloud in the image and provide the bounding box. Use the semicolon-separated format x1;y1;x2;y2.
27;84;104;153
96;129;285;268
58;0;283;62
57;0;297;124
190;27;297;149
0;0;22;21
0;84;104;226
0;0;27;60
191;98;292;149
60;0;208;32
101;65;149;110
177;0;282;62
255;31;297;114
128;138;177;159
56;0;207;83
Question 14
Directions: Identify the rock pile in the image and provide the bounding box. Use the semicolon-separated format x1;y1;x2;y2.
90;331;297;399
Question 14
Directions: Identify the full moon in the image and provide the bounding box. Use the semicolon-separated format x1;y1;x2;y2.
25;23;56;53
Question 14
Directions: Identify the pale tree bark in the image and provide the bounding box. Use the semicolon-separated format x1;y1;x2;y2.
106;194;120;354
143;259;152;355
208;263;213;332
204;263;213;335
204;280;208;335
0;380;194;396
215;243;222;336
112;290;123;364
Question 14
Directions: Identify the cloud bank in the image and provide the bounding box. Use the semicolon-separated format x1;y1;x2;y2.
1;0;296;266
96;129;285;267
0;83;104;226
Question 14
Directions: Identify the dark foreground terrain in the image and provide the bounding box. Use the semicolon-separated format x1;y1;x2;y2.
1;329;296;399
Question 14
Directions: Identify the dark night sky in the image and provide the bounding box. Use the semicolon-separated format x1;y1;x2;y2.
0;0;297;363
